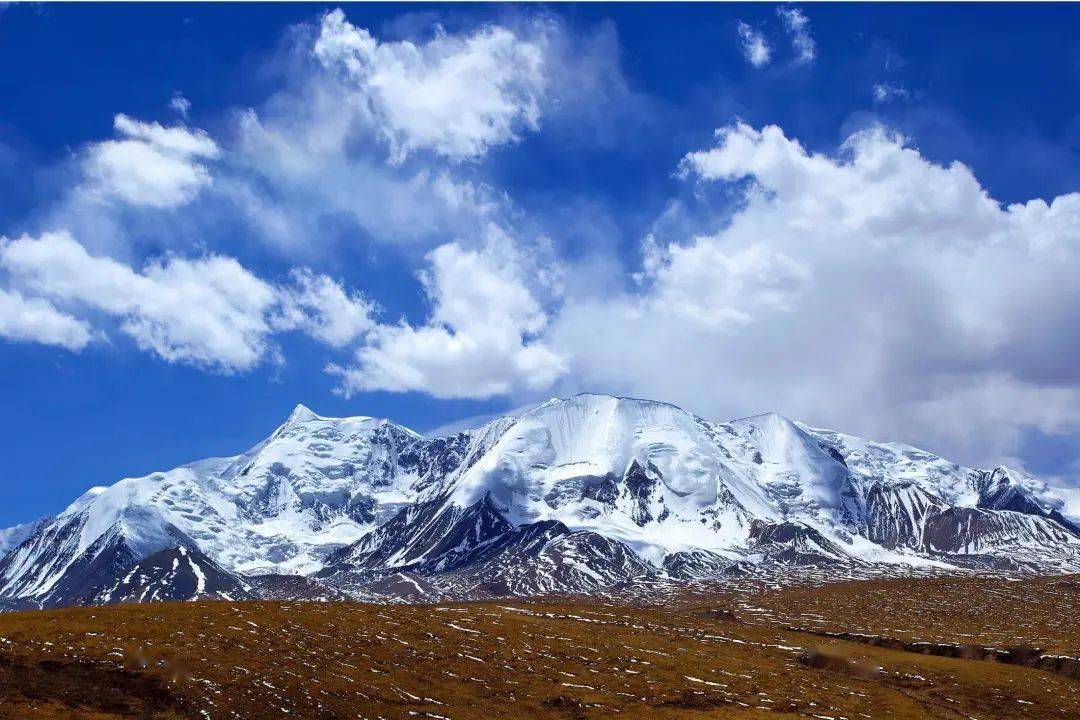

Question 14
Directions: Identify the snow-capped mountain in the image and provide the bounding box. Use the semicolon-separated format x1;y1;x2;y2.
2;394;1079;608
0;404;471;607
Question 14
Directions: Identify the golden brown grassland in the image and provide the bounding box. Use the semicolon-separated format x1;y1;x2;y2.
0;575;1077;719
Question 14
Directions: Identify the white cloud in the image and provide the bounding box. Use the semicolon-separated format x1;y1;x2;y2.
170;92;192;118
0;288;93;351
228;103;502;252
273;268;375;348
41;9;637;265
545;122;1080;469
82;114;219;208
313;8;546;163
330;225;566;399
1;230;277;370
209;9;553;256
0;231;374;372
777;6;816;65
737;22;771;68
637;233;809;327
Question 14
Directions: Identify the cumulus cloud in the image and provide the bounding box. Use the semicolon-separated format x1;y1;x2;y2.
313;8;546;163
0;231;373;371
777;6;816;65
82;114;219;208
637;232;809;327
1;230;278;370
545;122;1080;468
206;10;574;257
330;225;566;399
737;22;771;68
0;288;93;351
35;9;638;266
273;268;375;348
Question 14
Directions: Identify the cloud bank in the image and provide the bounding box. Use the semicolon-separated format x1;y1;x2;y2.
0;230;373;372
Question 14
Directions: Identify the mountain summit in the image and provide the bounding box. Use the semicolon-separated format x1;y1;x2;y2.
2;394;1078;608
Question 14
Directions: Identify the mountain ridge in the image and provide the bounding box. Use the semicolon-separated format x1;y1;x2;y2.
2;393;1079;608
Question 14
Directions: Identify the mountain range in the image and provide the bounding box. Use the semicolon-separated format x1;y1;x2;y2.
2;393;1079;609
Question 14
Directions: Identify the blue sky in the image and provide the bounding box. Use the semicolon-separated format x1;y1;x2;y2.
2;3;1080;527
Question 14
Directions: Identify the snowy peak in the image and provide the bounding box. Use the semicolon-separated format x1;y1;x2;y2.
268;403;378;443
726;411;852;512
446;394;740;531
286;403;320;424
974;466;1047;512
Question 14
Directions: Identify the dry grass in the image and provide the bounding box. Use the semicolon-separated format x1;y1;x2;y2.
0;575;1078;719
741;574;1080;652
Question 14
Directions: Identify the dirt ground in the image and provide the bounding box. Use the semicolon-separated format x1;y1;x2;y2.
0;574;1077;719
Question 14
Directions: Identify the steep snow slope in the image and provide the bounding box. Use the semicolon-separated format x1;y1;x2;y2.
444;395;776;564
